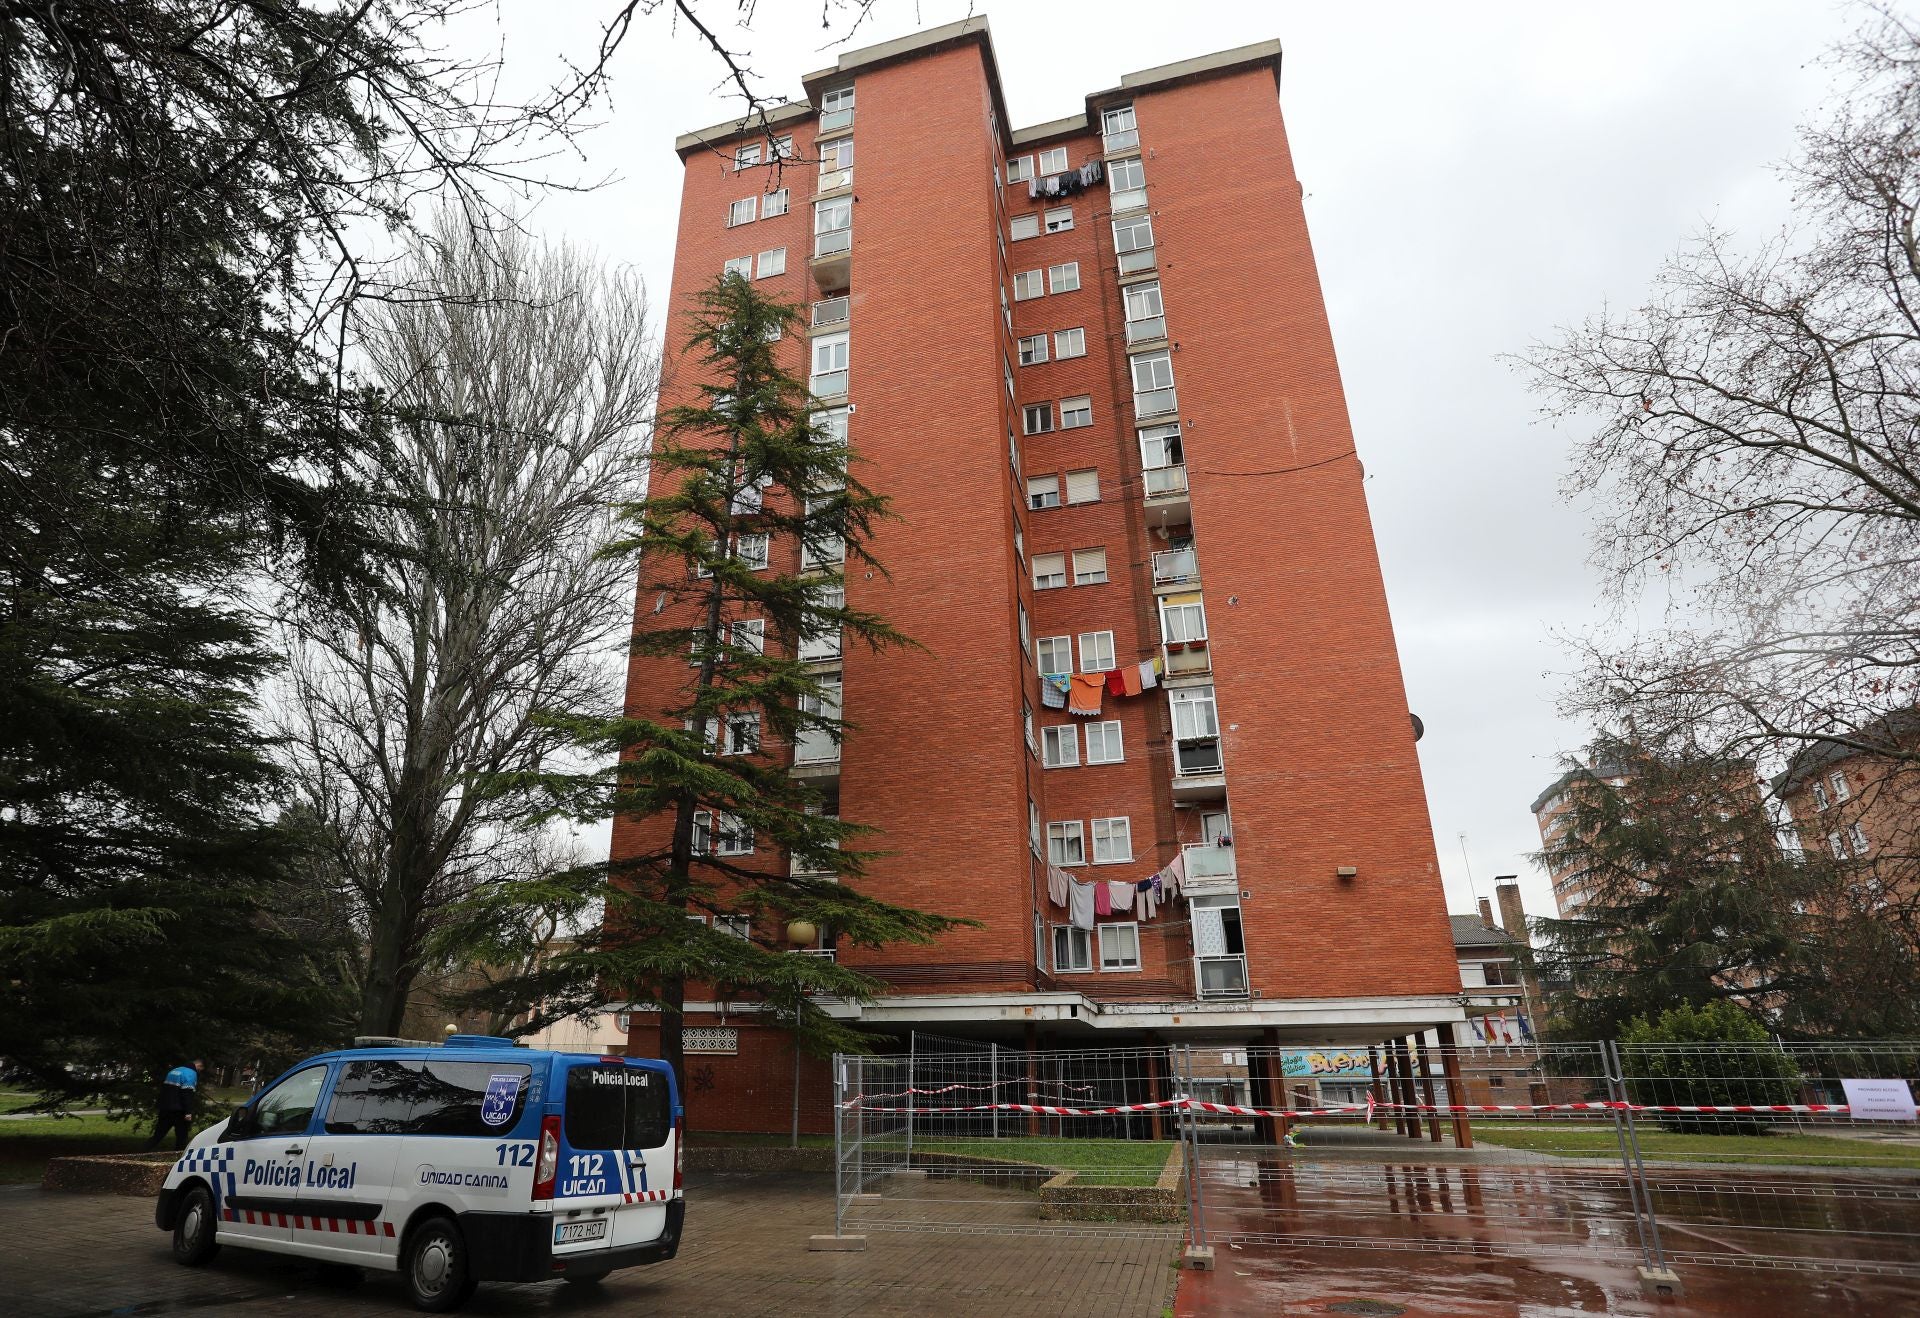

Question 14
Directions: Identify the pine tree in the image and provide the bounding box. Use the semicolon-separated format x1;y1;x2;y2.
445;274;966;1084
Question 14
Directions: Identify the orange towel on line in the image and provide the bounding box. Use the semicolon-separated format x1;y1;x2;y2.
1069;673;1104;717
1121;664;1143;697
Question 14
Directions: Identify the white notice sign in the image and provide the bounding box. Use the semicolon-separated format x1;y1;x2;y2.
1841;1078;1918;1122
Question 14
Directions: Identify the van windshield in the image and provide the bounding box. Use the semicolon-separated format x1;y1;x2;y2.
564;1064;671;1150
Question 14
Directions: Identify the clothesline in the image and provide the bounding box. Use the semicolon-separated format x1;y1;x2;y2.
1042;656;1164;716
1045;843;1215;928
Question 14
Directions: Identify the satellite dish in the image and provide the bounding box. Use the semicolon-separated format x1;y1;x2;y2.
1410;712;1425;742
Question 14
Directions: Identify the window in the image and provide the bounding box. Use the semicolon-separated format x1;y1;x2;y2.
1092;817;1133;864
1830;771;1851;802
1044;206;1074;233
715;914;751;940
1828;831;1847;859
1037;636;1072;676
1160;594;1207;643
731;467;770;513
1047;820;1085;866
1171;684;1218;739
1812;781;1830;810
1032;552;1067;590
728;196;758;227
800;585;844;661
1099;923;1141;971
1079;630;1115;672
1005;357;1015;399
1054;328;1086;359
820;83;855;132
734;142;762;170
1029;797;1042;856
1042;724;1077;768
1024;700;1036;755
1013;269;1044;300
1008;426;1020;472
811;331;849;396
1010;214;1040;241
1849;822;1871;855
1013;514;1025;560
696;810;752;856
1047;262;1080;293
1038;146;1069;174
763;188;790;217
1101;104;1139;153
819;137;854;185
814;197;852;256
1064;468;1099;503
724;712;761;756
1124;281;1166;343
1027;475;1060;509
563;1064;672;1149
1060;397;1092;430
1023;403;1054;435
1018;334;1049;366
1113;213;1155;273
772;134;795;160
1052;924;1092;972
1018;601;1030;653
1109;155;1147;209
723;255;752;278
795;677;841;764
1085;720;1124;764
1131;349;1177;416
251;1065;327;1138
801;495;845;567
1006;155;1034;184
756;247;786;278
733;533;770;570
324;1059;421;1135
1072;547;1107;584
729;617;765;654
1140;421;1183;469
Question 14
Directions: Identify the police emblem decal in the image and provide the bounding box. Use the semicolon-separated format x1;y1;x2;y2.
480;1073;520;1127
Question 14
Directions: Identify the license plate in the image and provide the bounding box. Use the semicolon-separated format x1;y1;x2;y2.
554;1219;607;1245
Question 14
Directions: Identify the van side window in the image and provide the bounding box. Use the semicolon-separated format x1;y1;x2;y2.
254;1065;328;1138
321;1058;531;1137
324;1059;419;1135
565;1065;671;1149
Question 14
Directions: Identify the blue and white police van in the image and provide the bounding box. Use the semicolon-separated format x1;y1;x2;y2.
154;1036;683;1311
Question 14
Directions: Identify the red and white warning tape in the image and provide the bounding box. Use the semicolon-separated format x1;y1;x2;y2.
852;1098;1864;1119
841;1079;1096;1106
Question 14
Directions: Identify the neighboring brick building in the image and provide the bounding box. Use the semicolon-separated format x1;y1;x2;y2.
615;18;1463;1132
1773;713;1920;908
1529;757;1635;916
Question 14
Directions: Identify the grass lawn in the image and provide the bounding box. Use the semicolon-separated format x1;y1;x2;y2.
911;1137;1174;1187
0;1095;245;1185
1472;1124;1920;1168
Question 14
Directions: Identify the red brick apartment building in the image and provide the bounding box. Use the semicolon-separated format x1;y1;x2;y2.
1773;713;1920;907
614;18;1464;1132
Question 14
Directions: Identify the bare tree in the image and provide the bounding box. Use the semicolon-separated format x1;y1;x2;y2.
281;217;658;1037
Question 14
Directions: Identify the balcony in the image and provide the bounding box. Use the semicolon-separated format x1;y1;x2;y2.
1163;638;1211;678
811;296;849;329
1117;245;1156;276
1103;126;1139;154
1143;464;1189;523
791;946;838;960
819;107;853;134
1195;954;1249;999
1133;385;1177;418
1125;315;1167;346
1172;734;1225;801
1152;547;1199;587
1181;843;1237;894
811;230;851;293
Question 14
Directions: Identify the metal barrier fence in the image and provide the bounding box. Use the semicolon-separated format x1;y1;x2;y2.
831;1039;1920;1284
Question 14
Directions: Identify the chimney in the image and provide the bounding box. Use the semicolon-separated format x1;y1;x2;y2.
1495;878;1526;944
1477;897;1495;929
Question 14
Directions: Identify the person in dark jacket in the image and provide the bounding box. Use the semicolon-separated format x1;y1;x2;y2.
146;1059;202;1151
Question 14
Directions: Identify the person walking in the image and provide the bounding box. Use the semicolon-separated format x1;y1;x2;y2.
146;1059;202;1152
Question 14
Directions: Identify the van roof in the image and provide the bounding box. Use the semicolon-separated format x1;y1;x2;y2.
304;1041;668;1068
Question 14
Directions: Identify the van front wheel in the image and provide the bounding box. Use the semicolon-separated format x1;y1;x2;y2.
171;1184;220;1266
404;1217;477;1312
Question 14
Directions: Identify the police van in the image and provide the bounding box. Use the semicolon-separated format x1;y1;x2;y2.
153;1036;683;1311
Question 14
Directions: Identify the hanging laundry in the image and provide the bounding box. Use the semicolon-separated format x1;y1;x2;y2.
1138;658;1159;691
1138;882;1159;919
1166;849;1187;897
1069;673;1104;717
1040;673;1070;709
1068;879;1095;930
1121;664;1143;698
1109;881;1135;913
1047;865;1070;909
1079;159;1104;187
1026;177;1040;201
1094;881;1112;917
1104;668;1127;697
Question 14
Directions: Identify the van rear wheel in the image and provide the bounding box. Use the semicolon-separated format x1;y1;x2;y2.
404;1216;477;1312
171;1184;220;1266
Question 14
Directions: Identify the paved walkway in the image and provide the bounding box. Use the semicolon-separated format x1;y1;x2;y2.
0;1173;1179;1318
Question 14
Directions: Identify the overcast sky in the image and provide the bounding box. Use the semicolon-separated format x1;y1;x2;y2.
462;0;1868;922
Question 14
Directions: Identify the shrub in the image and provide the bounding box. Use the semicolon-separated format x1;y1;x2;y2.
1618;1002;1800;1134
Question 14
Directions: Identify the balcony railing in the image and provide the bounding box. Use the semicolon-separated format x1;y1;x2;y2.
819;107;853;133
794;730;840;765
1134;386;1177;418
1143;464;1187;499
792;946;838;960
797;631;841;662
1174;736;1222;777
814;228;851;259
1112;186;1148;213
809;370;848;399
1117;245;1156;275
811;296;849;328
1125;315;1167;345
1152;547;1198;586
1196;954;1249;998
1103;127;1139;154
818;167;853;192
1164;640;1211;677
1182;843;1235;885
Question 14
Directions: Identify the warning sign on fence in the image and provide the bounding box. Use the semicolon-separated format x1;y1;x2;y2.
1839;1078;1918;1122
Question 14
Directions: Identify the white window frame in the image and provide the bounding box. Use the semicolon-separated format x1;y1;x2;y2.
733;532;770;571
1013;269;1044;301
1052;924;1093;973
729;617;765;654
1023;403;1055;435
723;255;752;278
728;196;757;227
1160;596;1207;643
1042;724;1078;768
715;914;752;940
810;331;850;397
1078;630;1115;673
1024;701;1037;756
1044;206;1074;233
1072;546;1108;585
1018;334;1049;366
1060;396;1093;429
820;83;855;132
763;188;790;217
1006;155;1034;184
1113;213;1155;273
1085;720;1124;764
1828;830;1847;859
696;809;753;856
1091;816;1133;864
1829;771;1851;802
1054;328;1086;359
1036;636;1072;676
801;494;846;568
1849;822;1871;855
818;136;854;183
1098;922;1141;971
1812;781;1830;810
1101;104;1138;152
798;585;843;662
1032;552;1067;590
1026;474;1060;510
1064;468;1099;504
1018;601;1031;654
1047;820;1086;867
756;247;786;278
1171;684;1219;740
1109;155;1147;209
1010;214;1040;241
734;142;762;170
814;197;852;257
1029;798;1042;856
1139;421;1183;469
1038;146;1069;174
1131;349;1177;416
1047;262;1080;293
772;134;795;160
